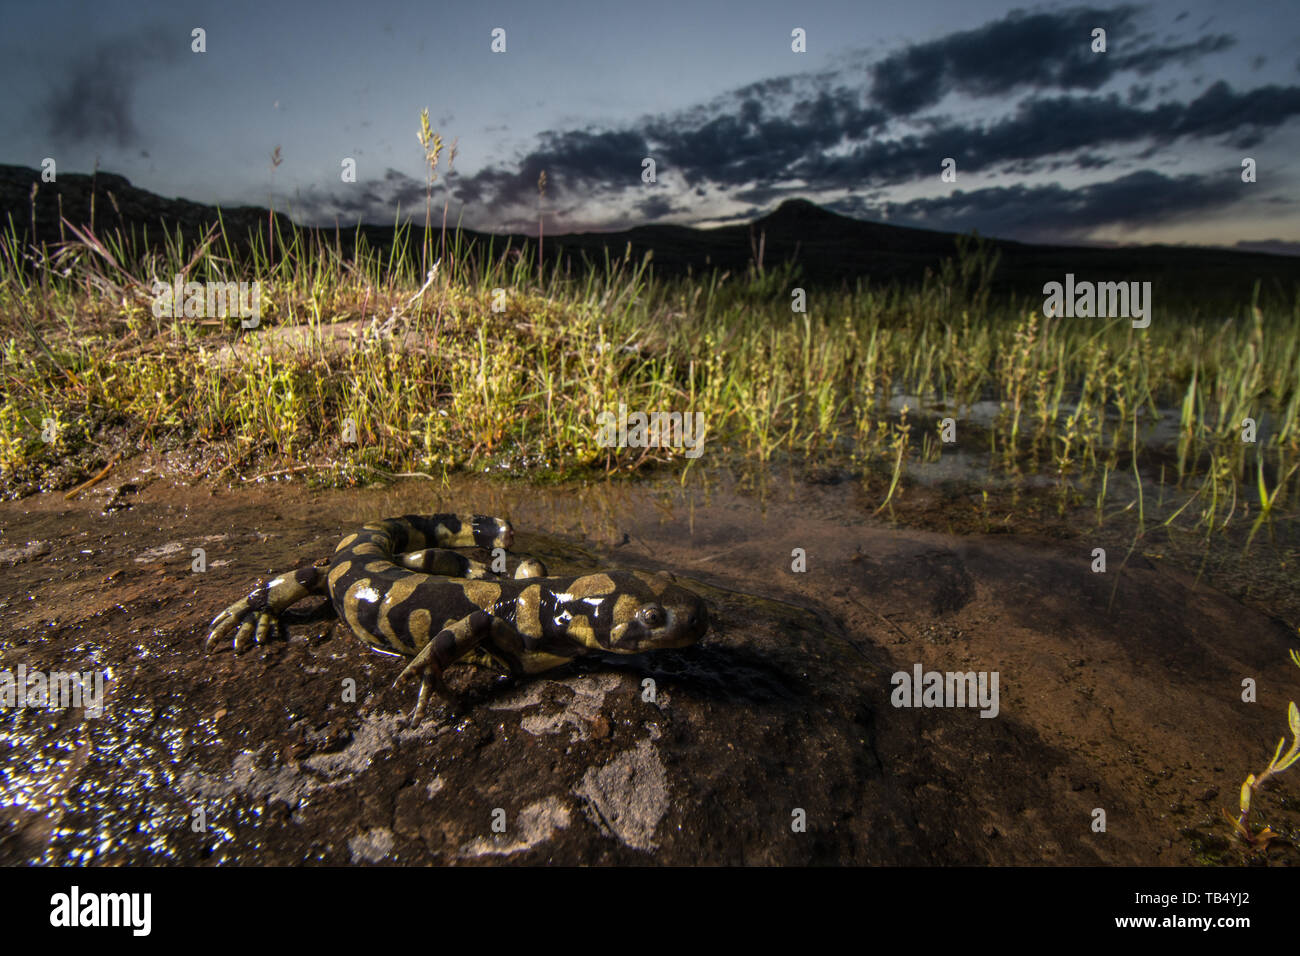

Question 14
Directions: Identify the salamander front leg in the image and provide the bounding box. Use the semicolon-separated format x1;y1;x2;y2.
205;565;329;652
395;610;521;722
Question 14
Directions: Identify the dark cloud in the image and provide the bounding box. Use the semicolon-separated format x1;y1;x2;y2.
42;26;176;148
1073;152;1115;169
1126;84;1152;105
789;82;1300;190
454;128;650;210
445;86;884;222
288;167;430;226
648;88;886;187
634;194;682;220
837;170;1243;241
868;6;1129;114
866;6;1232;115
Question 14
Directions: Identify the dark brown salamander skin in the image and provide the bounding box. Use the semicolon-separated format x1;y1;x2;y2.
205;514;708;719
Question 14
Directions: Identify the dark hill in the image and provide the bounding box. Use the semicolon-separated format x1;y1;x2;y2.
2;164;1296;306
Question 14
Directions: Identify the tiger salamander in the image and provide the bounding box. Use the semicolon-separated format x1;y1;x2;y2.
206;514;708;720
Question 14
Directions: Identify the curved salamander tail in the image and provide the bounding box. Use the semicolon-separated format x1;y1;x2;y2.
397;514;513;551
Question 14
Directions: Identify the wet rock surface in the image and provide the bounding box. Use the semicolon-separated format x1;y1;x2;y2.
1;473;1297;864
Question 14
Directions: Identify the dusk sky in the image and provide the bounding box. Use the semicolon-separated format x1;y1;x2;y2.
4;0;1299;249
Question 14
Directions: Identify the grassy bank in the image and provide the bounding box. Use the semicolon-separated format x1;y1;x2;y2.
1;209;1298;545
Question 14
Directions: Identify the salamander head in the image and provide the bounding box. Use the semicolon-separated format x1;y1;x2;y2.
556;570;709;653
608;570;709;652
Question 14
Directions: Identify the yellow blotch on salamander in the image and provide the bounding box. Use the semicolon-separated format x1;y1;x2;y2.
565;573;617;598
376;574;423;652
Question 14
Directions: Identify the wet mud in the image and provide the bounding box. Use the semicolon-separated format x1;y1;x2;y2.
2;465;1298;865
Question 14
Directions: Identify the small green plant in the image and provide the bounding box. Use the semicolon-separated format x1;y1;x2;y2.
537;170;548;288
875;403;912;515
268;145;283;275
441;138;459;268
1244;454;1299;553
1224;648;1300;852
0;400;29;476
416;109;445;279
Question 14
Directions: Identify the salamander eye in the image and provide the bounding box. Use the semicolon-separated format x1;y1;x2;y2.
637;604;666;629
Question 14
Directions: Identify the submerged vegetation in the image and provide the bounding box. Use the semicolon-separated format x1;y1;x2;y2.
1227;649;1300;853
